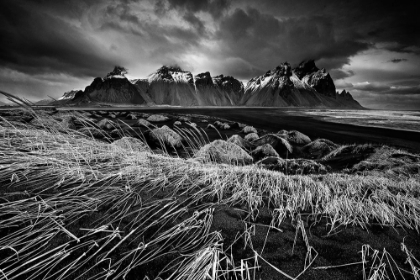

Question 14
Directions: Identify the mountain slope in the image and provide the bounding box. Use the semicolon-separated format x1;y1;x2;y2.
145;66;198;106
193;72;243;106
241;61;362;108
72;76;146;105
54;61;362;108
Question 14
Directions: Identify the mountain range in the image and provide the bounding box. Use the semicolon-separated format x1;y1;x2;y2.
52;60;362;108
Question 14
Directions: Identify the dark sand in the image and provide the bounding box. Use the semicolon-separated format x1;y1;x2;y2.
60;107;420;154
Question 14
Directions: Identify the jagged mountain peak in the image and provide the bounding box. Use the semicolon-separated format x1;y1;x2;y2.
246;62;295;91
149;65;193;84
105;66;128;79
58;89;82;100
194;72;213;87
241;60;362;108
54;60;361;108
293;60;319;79
337;89;355;100
273;62;293;76
213;74;238;83
213;75;243;94
157;65;186;73
195;71;211;77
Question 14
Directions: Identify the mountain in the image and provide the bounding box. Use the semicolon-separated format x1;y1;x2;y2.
145;66;197;106
34;98;55;105
205;74;243;105
294;60;336;97
59;90;81;101
241;60;362;108
72;77;146;104
47;90;83;106
71;67;147;105
142;66;244;106
53;61;362;108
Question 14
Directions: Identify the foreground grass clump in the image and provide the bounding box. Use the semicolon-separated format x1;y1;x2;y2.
194;139;253;165
0;110;420;280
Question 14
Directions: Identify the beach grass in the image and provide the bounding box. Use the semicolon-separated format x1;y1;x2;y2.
0;106;420;279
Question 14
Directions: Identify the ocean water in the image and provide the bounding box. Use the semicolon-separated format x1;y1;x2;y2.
287;109;420;133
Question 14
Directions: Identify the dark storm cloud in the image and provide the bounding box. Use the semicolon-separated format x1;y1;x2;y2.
1;0;416;81
216;7;369;78
0;0;419;109
353;92;420;110
345;82;420;95
351;82;391;92
160;0;231;19
389;59;408;63
105;1;141;25
330;69;355;80
252;0;420;54
0;1;119;78
100;1;205;46
183;12;207;35
345;82;420;109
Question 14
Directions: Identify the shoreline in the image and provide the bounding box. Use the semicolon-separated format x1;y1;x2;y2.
1;106;419;153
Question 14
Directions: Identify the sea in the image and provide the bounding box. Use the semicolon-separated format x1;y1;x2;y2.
287;109;420;133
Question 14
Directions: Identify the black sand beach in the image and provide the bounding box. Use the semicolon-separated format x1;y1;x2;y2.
59;107;420;154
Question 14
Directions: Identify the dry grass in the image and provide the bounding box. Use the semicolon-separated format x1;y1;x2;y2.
241;126;258;134
351;146;420;177
0;104;419;279
302;138;338;159
149;125;183;148
284;130;311;145
194;139;253;165
322;143;375;161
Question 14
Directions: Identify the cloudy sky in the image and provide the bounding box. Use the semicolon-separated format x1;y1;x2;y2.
0;0;419;109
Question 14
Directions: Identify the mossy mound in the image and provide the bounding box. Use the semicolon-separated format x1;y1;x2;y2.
194;139;252;165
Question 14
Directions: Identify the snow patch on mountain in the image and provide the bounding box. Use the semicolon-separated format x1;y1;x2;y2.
54;62;361;108
58;90;82;100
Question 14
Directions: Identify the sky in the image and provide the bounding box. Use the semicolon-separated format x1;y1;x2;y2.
0;0;419;109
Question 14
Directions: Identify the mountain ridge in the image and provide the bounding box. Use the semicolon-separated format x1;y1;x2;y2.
56;62;362;108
